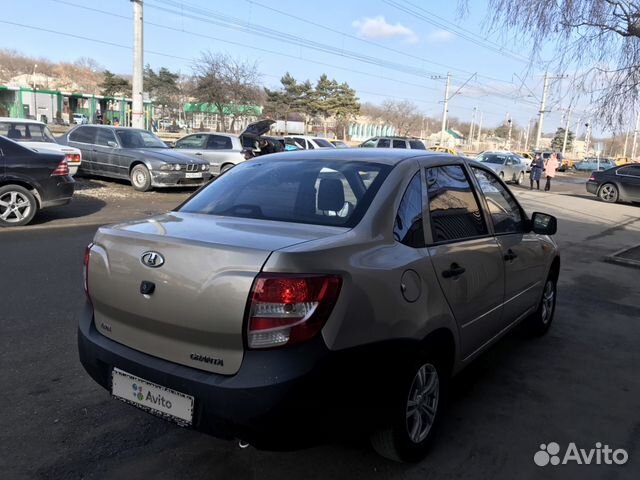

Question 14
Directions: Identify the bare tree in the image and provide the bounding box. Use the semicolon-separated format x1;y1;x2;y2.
381;99;423;136
192;51;261;132
460;0;640;128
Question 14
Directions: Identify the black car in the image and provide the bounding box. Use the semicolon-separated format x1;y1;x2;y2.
59;125;212;191
0;136;74;226
586;163;640;204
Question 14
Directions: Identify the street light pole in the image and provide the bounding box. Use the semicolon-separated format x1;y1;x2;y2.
32;63;38;120
562;105;572;157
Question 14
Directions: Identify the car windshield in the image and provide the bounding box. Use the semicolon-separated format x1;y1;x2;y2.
313;138;333;148
479;154;506;165
115;129;167;148
179;158;391;227
0;122;57;143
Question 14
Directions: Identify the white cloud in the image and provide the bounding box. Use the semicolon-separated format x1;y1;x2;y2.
427;30;455;43
352;15;418;43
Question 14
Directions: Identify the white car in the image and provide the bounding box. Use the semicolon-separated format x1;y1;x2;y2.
284;135;336;150
73;113;89;125
0;118;82;175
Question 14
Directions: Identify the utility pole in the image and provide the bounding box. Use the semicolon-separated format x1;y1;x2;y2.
469;106;476;148
583;122;592;156
131;0;144;129
506;113;513;150
632;111;640;160
623;130;629;158
476;111;483;150
562;105;572;157
535;72;550;150
439;72;451;146
524;119;531;151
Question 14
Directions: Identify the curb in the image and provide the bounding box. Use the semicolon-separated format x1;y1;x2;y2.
604;244;640;269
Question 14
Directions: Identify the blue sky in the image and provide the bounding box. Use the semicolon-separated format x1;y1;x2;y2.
0;0;594;135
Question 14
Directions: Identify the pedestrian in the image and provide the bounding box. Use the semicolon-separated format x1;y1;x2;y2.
544;153;559;191
530;153;544;190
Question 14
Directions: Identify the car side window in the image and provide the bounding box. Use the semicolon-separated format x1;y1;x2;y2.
361;139;376;148
175;134;207;149
618;166;640;177
95;129;117;147
378;138;390;148
392;139;407;149
394;172;424;248
472;168;525;234
207;135;233;150
69;126;96;144
425;165;488;243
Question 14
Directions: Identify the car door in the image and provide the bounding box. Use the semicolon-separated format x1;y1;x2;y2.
471;166;546;325
617;165;640;200
67;126;97;174
204;134;238;174
423;162;505;360
94;128;125;178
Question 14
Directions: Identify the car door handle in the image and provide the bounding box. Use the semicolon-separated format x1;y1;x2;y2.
442;263;466;278
504;249;518;261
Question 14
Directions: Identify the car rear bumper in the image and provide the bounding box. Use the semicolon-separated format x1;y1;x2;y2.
77;302;406;448
586;181;599;195
150;170;213;187
40;176;75;209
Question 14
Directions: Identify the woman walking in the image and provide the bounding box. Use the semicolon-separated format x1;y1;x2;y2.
530;154;544;190
544;153;559;191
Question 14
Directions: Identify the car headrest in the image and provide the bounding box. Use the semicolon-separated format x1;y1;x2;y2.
318;178;345;211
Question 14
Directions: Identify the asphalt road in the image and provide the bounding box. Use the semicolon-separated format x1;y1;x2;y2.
1;180;639;480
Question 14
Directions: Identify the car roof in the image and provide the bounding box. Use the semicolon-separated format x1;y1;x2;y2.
250;146;455;166
182;132;239;138
0;117;45;126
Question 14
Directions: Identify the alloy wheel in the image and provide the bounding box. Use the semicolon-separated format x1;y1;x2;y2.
599;184;617;202
541;280;555;325
406;363;440;443
0;190;32;223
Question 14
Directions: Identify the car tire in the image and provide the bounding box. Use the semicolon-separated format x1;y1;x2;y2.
499;171;505;181
527;274;557;336
598;183;618;203
220;163;234;174
0;184;38;227
130;164;152;192
516;172;524;185
370;354;446;462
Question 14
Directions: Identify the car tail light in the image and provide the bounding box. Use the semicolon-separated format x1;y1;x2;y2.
246;274;342;349
64;153;81;164
588;175;595;181
51;159;69;176
83;243;94;298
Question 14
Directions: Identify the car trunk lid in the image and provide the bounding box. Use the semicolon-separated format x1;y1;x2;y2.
87;212;346;375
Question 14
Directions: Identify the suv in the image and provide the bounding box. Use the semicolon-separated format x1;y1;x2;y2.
78;149;559;462
360;136;426;149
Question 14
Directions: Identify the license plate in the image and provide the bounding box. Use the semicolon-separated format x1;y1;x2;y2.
185;172;203;179
111;368;194;425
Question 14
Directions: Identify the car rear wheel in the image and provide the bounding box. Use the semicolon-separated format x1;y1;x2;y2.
0;185;38;227
499;171;505;181
220;163;234;174
370;356;445;462
130;164;152;192
527;275;556;336
598;183;618;203
516;172;524;185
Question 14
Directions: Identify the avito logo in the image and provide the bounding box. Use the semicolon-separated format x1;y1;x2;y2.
534;442;629;466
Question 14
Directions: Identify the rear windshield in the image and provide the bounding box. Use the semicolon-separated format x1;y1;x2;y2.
479;155;506;164
409;140;426;149
0;122;56;143
179;159;392;227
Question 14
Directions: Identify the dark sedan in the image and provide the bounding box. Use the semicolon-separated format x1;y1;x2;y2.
586;163;640;204
0;135;74;226
59;126;212;191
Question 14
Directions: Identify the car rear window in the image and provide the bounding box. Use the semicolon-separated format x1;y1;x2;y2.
480;154;507;165
179;159;392;227
409;140;426;149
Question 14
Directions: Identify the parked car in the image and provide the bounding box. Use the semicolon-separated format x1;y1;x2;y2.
475;151;527;184
173;120;275;175
72;113;89;125
0;136;74;226
0;118;82;175
285;135;336;149
360;136;426;149
586;163;640;204
427;145;455;154
615;156;633;166
573;157;616;171
59;125;212;191
331;140;350;149
79;149;559;462
557;157;577;172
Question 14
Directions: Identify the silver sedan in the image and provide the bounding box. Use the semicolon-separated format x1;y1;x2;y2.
79;149;559;462
476;151;527;184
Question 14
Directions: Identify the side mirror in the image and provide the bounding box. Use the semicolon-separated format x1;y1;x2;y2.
107;141;118;148
530;212;557;235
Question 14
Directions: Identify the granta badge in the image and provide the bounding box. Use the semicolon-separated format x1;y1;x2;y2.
141;251;165;268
